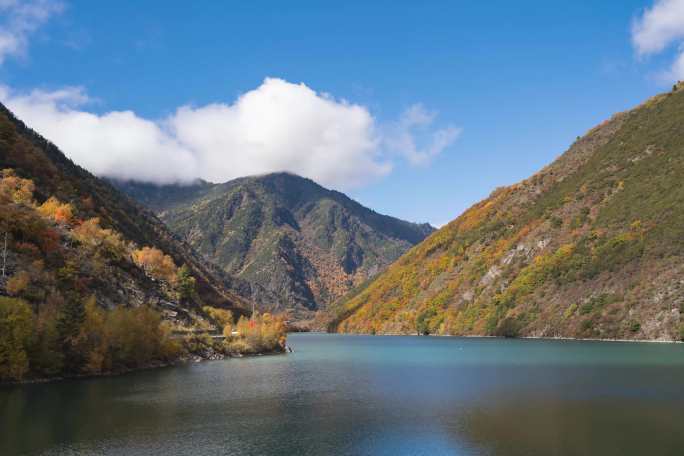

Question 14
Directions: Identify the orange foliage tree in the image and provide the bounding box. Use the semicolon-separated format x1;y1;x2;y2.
37;197;74;225
131;246;178;283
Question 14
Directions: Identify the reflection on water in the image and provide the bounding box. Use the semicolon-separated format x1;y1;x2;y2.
1;334;684;455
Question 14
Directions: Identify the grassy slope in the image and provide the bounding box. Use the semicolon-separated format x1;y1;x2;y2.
333;86;684;341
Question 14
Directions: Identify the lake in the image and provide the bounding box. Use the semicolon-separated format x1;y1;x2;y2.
1;333;684;455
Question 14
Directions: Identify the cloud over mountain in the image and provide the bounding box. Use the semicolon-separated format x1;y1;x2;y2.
1;78;459;189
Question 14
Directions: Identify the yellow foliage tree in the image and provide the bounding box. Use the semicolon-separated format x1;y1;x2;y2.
76;298;181;374
72;218;128;257
225;312;286;354
203;306;233;327
38;196;74;225
0;169;34;205
106;305;180;367
79;295;110;373
0;297;35;380
131;246;178;283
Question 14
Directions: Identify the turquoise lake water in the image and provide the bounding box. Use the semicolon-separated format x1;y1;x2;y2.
2;333;684;455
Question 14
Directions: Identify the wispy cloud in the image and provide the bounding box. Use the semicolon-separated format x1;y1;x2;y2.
632;0;684;81
0;78;461;189
0;0;63;64
384;104;461;166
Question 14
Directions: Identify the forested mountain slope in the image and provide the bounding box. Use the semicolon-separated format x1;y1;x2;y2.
0;103;252;380
0;103;251;312
332;85;684;341
115;173;434;320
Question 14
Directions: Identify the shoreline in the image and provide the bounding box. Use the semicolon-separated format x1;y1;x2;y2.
1;349;288;387
326;331;682;344
6;332;680;386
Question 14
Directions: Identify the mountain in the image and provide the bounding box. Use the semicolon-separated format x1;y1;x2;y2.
115;173;435;320
0;102;255;380
331;84;684;341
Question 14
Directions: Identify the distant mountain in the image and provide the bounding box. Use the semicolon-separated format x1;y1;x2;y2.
331;84;684;341
0;102;250;317
115;173;434;320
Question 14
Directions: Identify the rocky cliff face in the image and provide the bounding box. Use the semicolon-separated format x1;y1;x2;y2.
116;173;434;320
332;85;684;341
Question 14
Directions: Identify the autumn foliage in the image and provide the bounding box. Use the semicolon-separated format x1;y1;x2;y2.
0;297;33;380
0;295;180;381
38;197;74;225
203;306;233;327
0;168;201;381
132;246;178;283
72;217;128;257
223;312;287;354
335;84;684;341
0;169;34;205
77;296;181;374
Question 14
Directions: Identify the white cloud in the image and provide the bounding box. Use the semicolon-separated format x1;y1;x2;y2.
1;85;200;183
0;78;460;189
632;0;684;80
0;0;63;64
167;78;390;188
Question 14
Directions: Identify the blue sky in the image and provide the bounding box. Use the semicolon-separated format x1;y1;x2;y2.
1;0;683;226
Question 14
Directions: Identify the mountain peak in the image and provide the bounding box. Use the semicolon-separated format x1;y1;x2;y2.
116;173;435;320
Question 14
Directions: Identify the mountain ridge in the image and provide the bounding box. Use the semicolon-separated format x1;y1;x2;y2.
331;85;684;341
115;172;435;320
